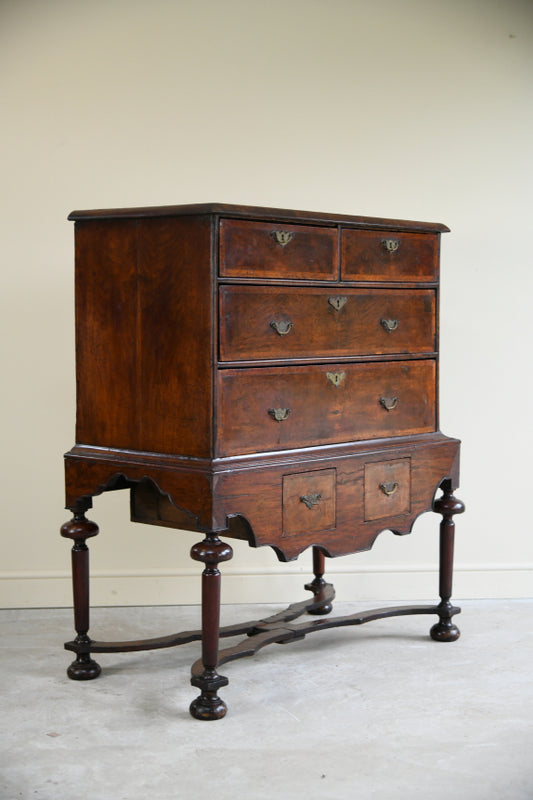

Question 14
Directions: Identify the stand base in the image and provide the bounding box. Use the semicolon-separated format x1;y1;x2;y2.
65;584;460;718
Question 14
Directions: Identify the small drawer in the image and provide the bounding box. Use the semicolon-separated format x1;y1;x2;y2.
219;218;338;280
283;469;336;537
341;229;438;282
364;458;411;521
219;285;436;361
216;360;436;456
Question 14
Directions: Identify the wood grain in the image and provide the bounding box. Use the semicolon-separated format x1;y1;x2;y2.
219;285;436;361
216;360;436;456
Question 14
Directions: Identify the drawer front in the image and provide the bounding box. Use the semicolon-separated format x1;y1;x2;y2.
219;219;338;280
341;229;438;282
364;458;411;520
219;286;435;361
216;360;436;456
282;469;336;537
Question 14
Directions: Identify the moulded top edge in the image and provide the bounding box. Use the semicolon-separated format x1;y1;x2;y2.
67;202;450;233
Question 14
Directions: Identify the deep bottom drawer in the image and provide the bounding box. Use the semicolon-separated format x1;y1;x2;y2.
216;360;436;456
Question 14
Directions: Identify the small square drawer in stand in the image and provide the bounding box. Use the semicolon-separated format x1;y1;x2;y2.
364;459;411;521
283;469;336;537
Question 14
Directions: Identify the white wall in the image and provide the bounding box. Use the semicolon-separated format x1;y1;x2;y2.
1;0;532;608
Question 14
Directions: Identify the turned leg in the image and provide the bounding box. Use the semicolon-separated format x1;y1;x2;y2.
60;511;101;679
430;483;465;642
189;535;233;720
305;546;333;615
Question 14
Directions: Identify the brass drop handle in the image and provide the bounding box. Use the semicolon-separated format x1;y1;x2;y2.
271;230;294;247
380;396;398;412
382;238;400;253
300;492;322;510
381;318;399;333
379;481;398;496
268;407;291;422
270;319;293;336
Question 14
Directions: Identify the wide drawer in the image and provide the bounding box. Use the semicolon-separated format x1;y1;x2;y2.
341;229;438;282
216;360;436;456
219;286;435;361
219;218;338;280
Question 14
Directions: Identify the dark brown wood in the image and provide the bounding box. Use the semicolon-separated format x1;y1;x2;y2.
136;216;214;456
189;536;233;720
220;218;338;280
364;458;411;521
60;514;101;680
62;202;463;719
430;482;465;641
219;286;436;362
210;433;460;560
65;583;338;655
341;229;439;282
74;220;139;450
305;547;333;615
282;469;336;536
74;214;214;457
216;360;436;456
68;202;450;234
63;582;460;689
207;599;460;674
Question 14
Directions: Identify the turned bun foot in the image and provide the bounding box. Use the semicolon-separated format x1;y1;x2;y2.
430;621;460;642
304;578;335;615
190;691;227;721
67;655;102;680
306;599;333;616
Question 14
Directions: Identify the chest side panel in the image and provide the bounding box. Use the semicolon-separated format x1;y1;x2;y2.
137;215;214;457
75;219;140;449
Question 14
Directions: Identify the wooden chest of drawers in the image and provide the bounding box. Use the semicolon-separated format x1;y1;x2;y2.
61;203;464;720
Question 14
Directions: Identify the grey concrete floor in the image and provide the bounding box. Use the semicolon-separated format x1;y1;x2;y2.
1;599;532;800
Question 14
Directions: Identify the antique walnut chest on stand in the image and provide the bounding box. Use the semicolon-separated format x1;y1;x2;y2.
61;203;464;720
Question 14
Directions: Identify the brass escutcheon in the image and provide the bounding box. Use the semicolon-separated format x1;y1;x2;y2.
382;238;400;252
328;295;348;311
300;492;322;509
379;481;398;496
271;230;294;247
381;318;399;333
270;319;293;336
268;407;291;422
326;371;346;387
379;396;398;411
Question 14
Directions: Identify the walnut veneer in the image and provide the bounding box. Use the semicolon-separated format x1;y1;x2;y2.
61;203;464;720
